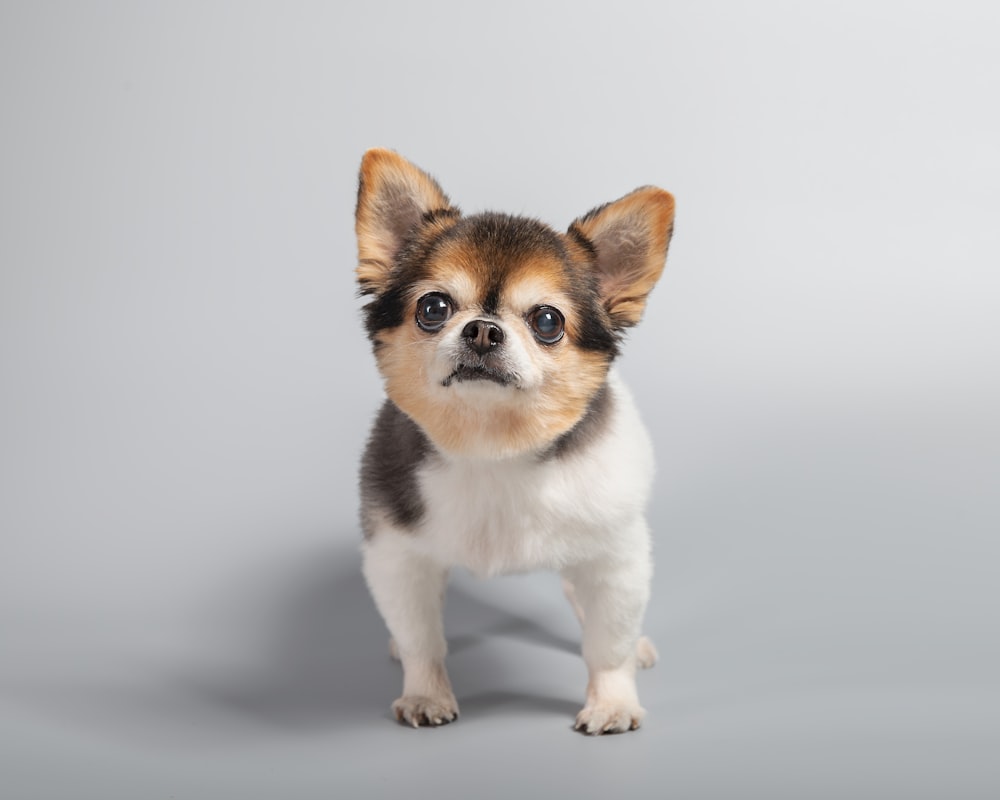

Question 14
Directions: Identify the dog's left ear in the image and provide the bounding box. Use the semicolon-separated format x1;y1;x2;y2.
355;148;457;295
569;186;675;328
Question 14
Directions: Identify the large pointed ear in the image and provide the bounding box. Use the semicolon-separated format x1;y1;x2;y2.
569;186;675;328
355;148;456;294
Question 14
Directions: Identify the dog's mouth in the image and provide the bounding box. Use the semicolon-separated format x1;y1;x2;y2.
442;364;518;388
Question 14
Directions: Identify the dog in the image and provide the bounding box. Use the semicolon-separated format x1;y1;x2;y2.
355;149;674;734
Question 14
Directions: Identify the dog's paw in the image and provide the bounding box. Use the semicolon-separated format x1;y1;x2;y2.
636;635;658;669
574;702;645;735
392;695;459;728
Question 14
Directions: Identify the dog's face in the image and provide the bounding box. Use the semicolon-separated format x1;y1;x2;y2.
355;149;674;458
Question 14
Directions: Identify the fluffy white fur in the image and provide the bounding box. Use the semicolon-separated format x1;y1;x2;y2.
362;370;657;734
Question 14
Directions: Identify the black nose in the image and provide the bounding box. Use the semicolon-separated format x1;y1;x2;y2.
462;319;505;355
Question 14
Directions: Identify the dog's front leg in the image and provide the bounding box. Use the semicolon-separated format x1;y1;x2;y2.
362;532;458;727
563;541;652;735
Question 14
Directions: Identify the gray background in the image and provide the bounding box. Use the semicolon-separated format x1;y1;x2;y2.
2;1;998;798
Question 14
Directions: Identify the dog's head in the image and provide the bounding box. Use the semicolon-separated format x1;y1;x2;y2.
355;149;674;458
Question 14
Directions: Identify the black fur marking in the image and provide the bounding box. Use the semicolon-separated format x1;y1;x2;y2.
422;207;461;225
360;400;433;535
452;212;567;261
364;281;412;335
482;283;502;316
363;221;454;339
541;383;613;461
567;223;597;257
567;278;620;355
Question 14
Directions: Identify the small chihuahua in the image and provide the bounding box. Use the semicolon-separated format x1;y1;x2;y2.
355;149;674;734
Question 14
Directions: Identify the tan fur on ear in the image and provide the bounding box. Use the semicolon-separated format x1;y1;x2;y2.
355;149;456;294
569;186;675;328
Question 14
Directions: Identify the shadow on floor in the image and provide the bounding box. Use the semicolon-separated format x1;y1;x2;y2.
24;535;582;744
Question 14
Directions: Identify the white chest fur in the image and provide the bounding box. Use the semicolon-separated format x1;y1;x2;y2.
411;373;655;577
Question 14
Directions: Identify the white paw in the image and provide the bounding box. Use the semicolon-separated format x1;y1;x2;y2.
574;702;645;735
636;635;658;669
392;695;459;728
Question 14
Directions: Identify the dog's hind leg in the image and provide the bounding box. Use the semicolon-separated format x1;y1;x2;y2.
562;577;658;670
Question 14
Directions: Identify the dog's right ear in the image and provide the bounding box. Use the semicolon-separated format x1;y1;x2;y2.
355;149;457;295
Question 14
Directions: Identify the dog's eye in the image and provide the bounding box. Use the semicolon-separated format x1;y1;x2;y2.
529;306;565;344
416;293;453;332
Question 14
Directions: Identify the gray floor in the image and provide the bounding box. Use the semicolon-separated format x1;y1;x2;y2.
5;488;999;800
3;3;999;799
